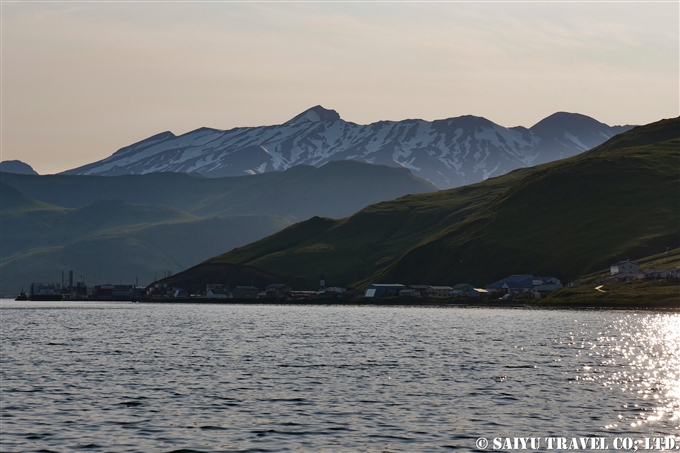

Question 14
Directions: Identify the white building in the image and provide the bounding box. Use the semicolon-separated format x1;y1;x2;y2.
610;260;639;276
206;284;229;299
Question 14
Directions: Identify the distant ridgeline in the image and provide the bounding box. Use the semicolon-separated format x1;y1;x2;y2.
0;160;38;175
61;106;632;190
0;161;435;295
160;116;680;292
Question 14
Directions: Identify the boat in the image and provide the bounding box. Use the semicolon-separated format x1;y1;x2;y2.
15;290;28;301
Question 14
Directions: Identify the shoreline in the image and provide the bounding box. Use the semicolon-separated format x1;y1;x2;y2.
141;299;680;310
6;297;679;310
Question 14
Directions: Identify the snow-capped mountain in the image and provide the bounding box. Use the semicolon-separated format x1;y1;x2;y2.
62;106;633;189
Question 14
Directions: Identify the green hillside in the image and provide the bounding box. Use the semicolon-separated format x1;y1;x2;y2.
580;116;680;155
160;166;539;291
541;248;680;307
161;117;680;292
380;138;678;285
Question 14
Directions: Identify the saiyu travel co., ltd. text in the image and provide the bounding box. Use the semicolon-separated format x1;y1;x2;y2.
475;437;679;451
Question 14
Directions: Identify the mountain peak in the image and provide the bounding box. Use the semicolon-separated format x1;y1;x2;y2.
530;112;606;131
285;105;341;125
0;160;38;175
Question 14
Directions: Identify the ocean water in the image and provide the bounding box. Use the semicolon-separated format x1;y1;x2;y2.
1;301;678;452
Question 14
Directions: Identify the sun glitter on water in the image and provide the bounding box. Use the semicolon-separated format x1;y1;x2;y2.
597;314;680;434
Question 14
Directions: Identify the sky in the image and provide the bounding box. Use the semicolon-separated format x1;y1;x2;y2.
2;1;678;175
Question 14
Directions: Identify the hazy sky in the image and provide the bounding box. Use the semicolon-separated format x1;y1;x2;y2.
2;1;678;175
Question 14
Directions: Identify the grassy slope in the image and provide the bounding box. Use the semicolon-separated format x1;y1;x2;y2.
541;248;680;307
381;138;679;286
580;116;680;155
162;117;680;292
162;166;539;290
569;247;680;286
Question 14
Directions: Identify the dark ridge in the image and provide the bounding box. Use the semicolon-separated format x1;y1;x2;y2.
0;160;38;175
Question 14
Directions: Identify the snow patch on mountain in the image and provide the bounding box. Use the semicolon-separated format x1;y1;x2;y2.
62;106;634;190
563;132;588;151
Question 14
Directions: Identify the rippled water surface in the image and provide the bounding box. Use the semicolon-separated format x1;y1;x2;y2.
1;302;679;452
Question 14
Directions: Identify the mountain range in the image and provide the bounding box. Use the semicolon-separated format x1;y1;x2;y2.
62;106;633;189
160;116;680;292
0;161;435;295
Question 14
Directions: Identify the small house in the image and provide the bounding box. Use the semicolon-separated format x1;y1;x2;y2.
610;260;639;276
486;275;534;294
502;280;536;294
602;272;639;284
452;283;475;293
364;284;405;298
266;283;292;299
533;277;562;292
487;275;562;295
206;284;229;299
233;286;259;299
531;285;557;299
644;268;679;279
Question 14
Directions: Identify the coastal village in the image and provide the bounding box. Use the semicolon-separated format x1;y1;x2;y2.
19;260;680;302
